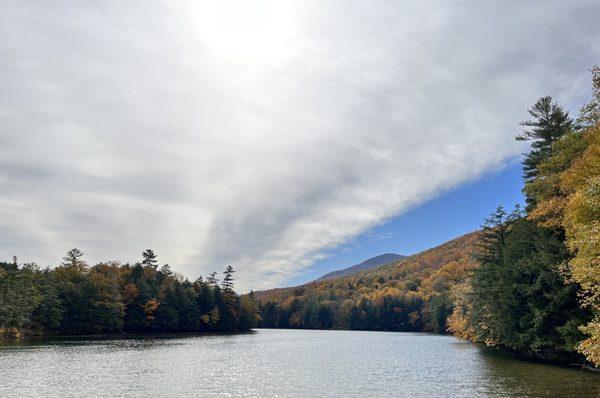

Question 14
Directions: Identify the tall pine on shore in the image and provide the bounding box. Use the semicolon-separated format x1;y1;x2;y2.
467;67;600;364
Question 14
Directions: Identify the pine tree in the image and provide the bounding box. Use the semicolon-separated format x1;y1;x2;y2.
141;249;158;269
61;248;85;268
207;271;219;287
221;266;235;293
470;208;588;361
195;280;215;318
30;270;64;332
159;264;172;276
475;206;508;266
517;96;573;209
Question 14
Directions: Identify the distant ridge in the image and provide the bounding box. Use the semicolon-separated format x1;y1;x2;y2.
315;253;405;281
251;231;479;304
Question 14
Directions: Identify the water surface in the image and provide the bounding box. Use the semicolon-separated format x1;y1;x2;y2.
1;329;598;397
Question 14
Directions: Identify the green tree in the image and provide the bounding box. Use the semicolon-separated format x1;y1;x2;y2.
239;295;260;330
207;271;219;287
88;264;125;332
61;248;85;269
0;262;40;337
517;96;573;209
470;210;588;361
141;249;158;269
221;266;235;293
30;269;64;333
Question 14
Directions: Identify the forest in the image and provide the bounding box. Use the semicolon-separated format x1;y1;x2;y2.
254;67;600;366
0;249;259;338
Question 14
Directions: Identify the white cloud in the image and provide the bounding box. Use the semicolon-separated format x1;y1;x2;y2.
1;0;599;290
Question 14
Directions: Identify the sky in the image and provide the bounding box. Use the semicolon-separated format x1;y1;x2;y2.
1;1;599;291
289;159;525;285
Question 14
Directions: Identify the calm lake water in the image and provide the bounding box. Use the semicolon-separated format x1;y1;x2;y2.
1;329;598;397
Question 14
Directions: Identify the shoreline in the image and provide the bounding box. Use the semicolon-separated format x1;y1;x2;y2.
0;330;255;342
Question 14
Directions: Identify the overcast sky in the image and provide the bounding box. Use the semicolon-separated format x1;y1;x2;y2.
1;1;599;290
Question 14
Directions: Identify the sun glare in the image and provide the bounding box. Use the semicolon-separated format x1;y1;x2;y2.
189;1;299;67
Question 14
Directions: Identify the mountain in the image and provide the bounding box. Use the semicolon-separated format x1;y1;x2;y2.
252;231;479;307
315;253;406;281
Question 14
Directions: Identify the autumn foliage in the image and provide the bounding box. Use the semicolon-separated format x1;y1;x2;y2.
254;67;600;366
0;251;259;338
253;232;479;333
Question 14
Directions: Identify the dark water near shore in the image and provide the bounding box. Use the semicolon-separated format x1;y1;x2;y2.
1;329;598;397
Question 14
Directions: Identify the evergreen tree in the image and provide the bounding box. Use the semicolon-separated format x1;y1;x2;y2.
123;264;152;332
195;280;215;316
470;210;588;361
221;266;235;293
30;270;64;333
207;271;219;287
218;266;240;331
154;284;179;331
141;249;158;269
0;262;40;337
517;96;573;209
61;248;85;269
159;263;172;276
54;265;95;335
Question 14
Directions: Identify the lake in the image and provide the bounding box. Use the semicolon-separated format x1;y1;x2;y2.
1;329;598;397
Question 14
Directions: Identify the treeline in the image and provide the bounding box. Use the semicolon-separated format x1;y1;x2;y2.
0;249;259;338
254;67;600;365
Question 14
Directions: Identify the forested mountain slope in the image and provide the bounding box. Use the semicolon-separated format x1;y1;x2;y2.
253;231;480;333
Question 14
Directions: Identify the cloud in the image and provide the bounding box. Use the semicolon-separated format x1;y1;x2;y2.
1;0;599;290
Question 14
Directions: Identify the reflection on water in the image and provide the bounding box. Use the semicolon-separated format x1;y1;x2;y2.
476;347;599;398
0;329;597;398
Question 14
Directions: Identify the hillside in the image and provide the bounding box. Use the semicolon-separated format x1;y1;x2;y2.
253;231;480;332
315;253;405;281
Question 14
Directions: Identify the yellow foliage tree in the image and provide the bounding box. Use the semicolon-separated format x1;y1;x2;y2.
559;124;600;365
